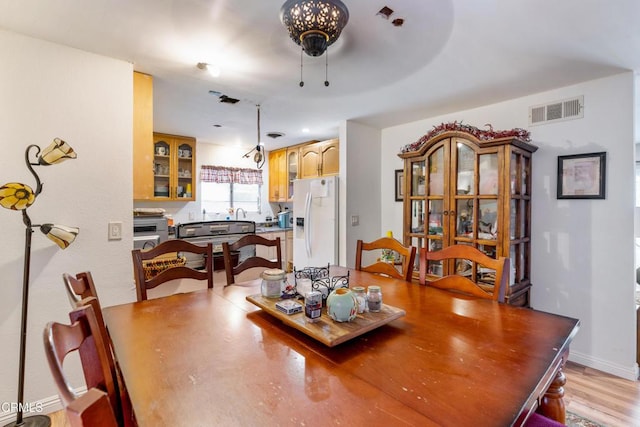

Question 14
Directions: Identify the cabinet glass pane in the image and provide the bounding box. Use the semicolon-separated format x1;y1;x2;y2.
153;140;170;197
456;199;474;238
426;239;443;276
523;157;530;195
427;200;443;236
478;200;498;240
510;245;517;285
411;236;423;273
522;200;529;238
411;200;426;233
288;150;298;199
411;161;426;196
479;153;498;195
510;153;519;195
457;143;475;195
428;147;444;195
510;199;518;239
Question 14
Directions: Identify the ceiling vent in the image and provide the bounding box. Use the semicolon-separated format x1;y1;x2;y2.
219;94;240;104
529;95;583;125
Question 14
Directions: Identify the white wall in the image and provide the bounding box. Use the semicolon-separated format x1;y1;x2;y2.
0;30;134;419
381;72;638;380
340;121;383;268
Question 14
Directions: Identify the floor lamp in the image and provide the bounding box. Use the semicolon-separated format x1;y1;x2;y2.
1;139;79;427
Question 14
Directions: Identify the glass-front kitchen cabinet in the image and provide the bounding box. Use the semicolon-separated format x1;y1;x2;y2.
153;132;196;201
398;130;537;306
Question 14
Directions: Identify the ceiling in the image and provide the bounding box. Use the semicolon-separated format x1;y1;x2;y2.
1;0;639;151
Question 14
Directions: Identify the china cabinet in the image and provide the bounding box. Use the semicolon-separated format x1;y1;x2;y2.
268;148;287;202
299;138;339;178
398;129;537;306
152;133;196;201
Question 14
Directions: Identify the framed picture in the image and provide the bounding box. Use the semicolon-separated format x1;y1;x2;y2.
557;152;606;199
395;169;404;201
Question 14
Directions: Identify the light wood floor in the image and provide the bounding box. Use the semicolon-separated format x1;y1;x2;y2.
47;361;639;427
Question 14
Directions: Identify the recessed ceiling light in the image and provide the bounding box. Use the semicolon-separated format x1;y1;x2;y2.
197;62;221;78
302;128;310;133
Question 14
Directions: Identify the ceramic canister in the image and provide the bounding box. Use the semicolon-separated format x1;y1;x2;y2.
326;288;357;322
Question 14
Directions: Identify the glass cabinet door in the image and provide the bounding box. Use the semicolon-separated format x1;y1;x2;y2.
153;139;171;198
288;149;298;200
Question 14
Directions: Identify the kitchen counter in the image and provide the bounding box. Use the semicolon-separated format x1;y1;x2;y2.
255;226;292;234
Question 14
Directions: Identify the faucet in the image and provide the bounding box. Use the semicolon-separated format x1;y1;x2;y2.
235;208;247;220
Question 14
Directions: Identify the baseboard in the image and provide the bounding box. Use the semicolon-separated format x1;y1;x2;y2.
0;387;86;424
569;350;639;381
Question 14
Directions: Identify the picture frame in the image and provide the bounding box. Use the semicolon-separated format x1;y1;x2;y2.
557;152;606;199
395;169;404;201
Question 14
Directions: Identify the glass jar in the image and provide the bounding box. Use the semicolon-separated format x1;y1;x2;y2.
352;286;367;313
367;286;383;312
261;268;285;298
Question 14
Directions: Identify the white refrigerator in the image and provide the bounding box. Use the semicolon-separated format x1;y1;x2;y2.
293;176;338;268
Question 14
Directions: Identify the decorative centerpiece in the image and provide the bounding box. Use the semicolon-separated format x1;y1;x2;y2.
326;288;357;322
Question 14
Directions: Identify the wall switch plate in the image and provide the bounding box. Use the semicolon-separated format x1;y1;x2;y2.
351;215;359;226
108;221;123;241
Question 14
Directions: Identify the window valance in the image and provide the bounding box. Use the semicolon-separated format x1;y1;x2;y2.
200;165;263;185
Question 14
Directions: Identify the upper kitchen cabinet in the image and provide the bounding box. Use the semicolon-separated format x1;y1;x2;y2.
299;138;339;178
268;148;287;202
133;72;154;200
398;127;537;307
152;133;196;201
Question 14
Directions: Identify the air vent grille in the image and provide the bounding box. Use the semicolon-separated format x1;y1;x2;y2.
529;95;584;125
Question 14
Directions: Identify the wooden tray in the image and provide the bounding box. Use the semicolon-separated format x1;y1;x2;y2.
246;294;406;347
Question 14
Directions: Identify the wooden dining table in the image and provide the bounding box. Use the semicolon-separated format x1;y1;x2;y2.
102;267;579;426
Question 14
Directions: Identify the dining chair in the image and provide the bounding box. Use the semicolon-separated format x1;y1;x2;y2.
132;239;213;301
222;234;282;286
65;387;118;427
355;237;417;281
62;271;136;427
419;245;509;302
43;304;124;426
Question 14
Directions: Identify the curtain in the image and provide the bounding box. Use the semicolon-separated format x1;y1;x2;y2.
200;165;263;185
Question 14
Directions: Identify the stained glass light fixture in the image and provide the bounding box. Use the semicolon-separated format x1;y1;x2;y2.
280;0;349;57
280;0;349;86
2;139;78;427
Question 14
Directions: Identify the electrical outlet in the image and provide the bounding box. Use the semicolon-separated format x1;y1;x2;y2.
189;211;195;221
108;221;122;241
351;215;359;226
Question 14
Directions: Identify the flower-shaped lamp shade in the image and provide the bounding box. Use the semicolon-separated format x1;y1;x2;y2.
0;183;35;210
40;224;79;249
39;138;77;165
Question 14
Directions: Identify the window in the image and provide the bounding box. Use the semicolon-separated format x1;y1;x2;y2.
201;182;261;214
200;165;262;214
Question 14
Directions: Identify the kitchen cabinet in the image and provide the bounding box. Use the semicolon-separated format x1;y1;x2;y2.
398;129;537;306
152;133;196;201
299;138;339;178
133;72;154;200
268;148;287;202
256;231;286;270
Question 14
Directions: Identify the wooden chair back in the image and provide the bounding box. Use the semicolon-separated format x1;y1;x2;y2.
419;245;509;302
223;234;282;286
60;272;136;426
355;237;417;281
43;304;123;425
65;388;118;427
132;239;213;301
63;271;99;306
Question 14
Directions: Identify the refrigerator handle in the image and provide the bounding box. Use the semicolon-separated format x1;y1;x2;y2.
305;192;312;258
